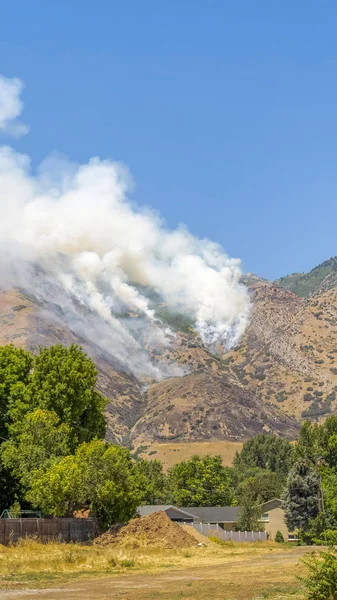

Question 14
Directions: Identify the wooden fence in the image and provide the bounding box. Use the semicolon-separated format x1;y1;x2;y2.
0;518;98;545
180;522;267;542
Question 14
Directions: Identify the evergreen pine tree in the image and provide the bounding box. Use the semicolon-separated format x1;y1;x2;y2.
283;460;320;532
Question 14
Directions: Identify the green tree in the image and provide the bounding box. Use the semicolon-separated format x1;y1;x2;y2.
28;440;142;529
135;459;168;505
28;454;81;518
2;409;71;489
320;467;337;521
283;461;320;532
305;511;337;544
8;344;107;449
233;434;294;475
0;461;24;511
168;455;233;507
295;420;322;466
0;345;32;439
236;489;264;532
236;470;286;505
296;417;337;469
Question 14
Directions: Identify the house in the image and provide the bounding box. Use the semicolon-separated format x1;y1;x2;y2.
138;501;296;541
180;506;239;531
138;505;239;531
259;498;297;541
137;505;198;523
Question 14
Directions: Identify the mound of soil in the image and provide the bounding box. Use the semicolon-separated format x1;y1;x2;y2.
94;511;198;549
180;524;211;545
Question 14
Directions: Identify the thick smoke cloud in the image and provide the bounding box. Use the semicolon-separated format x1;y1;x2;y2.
0;75;250;379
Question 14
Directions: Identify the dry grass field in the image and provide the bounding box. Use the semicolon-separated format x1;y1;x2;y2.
0;538;312;599
141;440;243;469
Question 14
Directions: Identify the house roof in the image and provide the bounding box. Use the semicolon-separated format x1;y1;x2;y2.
260;498;284;511
179;506;240;523
137;505;198;519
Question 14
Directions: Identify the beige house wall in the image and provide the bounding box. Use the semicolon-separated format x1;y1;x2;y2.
262;506;293;540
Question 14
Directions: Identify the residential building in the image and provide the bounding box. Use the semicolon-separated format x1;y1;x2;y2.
259;498;297;541
137;500;296;541
179;506;239;531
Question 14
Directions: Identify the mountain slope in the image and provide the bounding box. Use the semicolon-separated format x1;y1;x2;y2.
275;256;337;297
0;287;298;446
4;257;337;450
227;280;337;421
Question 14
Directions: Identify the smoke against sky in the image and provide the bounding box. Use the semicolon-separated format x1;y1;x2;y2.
0;75;250;378
0;74;28;138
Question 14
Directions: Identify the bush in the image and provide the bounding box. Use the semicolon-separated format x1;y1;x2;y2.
275;530;284;543
302;550;337;599
323;530;337;547
275;391;287;403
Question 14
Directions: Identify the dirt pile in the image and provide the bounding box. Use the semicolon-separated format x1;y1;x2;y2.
180;524;211;545
94;511;198;549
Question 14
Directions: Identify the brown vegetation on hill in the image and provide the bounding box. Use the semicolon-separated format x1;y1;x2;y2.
226;281;337;422
3;273;337;451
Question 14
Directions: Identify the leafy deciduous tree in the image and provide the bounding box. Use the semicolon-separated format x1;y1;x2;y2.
236;470;286;505
236;489;264;532
0;345;32;439
8;344;107;449
168;455;233;507
233;434;294;475
28;440;143;529
135;459;168;505
2;409;71;488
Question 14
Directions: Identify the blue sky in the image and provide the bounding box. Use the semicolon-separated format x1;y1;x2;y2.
1;1;337;279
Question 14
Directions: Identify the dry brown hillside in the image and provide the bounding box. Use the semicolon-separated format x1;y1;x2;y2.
3;276;337;451
0;286;298;447
226;281;337;422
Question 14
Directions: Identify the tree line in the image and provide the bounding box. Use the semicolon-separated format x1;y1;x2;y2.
1;342;337;540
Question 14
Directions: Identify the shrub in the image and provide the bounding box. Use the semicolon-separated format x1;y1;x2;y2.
302;550;337;599
324;530;337;547
275;391;287;403
275;530;285;543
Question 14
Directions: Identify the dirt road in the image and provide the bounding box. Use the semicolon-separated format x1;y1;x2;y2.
0;548;309;600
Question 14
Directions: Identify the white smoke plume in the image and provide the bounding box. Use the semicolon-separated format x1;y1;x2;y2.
0;75;250;379
0;75;29;138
